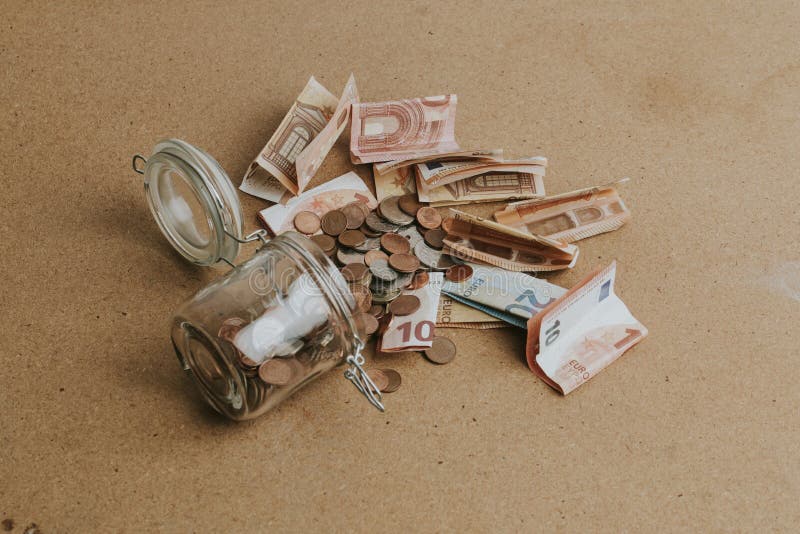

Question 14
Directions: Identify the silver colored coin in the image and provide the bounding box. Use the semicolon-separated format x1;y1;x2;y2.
414;241;456;270
369;259;398;282
397;224;424;248
365;212;400;233
337;247;366;265
379;196;416;225
386;272;414;292
353;236;381;252
371;287;403;303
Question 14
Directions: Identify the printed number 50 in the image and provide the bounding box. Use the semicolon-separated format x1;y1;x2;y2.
397;320;435;342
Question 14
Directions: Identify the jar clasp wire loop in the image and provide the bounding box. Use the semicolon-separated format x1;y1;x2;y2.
132;154;147;175
344;342;385;412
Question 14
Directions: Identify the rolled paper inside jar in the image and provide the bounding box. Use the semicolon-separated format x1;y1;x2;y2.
233;273;330;364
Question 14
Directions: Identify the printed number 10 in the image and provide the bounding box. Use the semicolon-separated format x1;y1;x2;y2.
397;320;435;342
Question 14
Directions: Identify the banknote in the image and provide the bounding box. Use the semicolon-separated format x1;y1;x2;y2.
436;294;509;329
526;261;647;394
441;263;566;328
417;172;545;207
350;95;460;164
373;149;503;176
380;272;444;352
494;179;630;242
257;171;377;235
295;74;359;194
241;76;339;199
442;210;579;272
373;164;416;201
415;157;547;192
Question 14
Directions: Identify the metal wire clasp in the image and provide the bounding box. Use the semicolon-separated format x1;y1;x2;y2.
343;342;385;412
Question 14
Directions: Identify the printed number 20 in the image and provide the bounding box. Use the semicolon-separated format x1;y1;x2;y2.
397;320;435;342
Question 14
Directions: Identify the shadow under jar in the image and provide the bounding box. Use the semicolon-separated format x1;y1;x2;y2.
134;139;383;420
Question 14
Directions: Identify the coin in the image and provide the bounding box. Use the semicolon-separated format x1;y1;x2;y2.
310;233;337;256
321;210;348;236
336;247;365;265
365;249;389;266
385;272;414;292
369;304;385;318
414;241;455;270
424;228;446;250
371;288;402;303
388;253;420;273
440;216;455;233
354;312;379;337
360;222;382;238
342;202;367;229
369;259;398;282
353;236;381;252
379;196;415;225
367;369;389;392
338;229;366;248
388;294;421;316
407;271;429;289
381;233;411;255
424;337;457;365
416;207;442;229
398;194;423;216
293;211;321;234
349;284;373;312
341;263;370;284
445;264;474;282
365;212;400;233
380;369;402;393
258;359;294;385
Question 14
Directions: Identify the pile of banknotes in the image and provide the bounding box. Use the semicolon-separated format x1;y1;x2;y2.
241;75;648;395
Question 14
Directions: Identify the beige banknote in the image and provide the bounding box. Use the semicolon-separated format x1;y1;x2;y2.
442;210;578;272
380;272;443;352
373;164;416;201
295;74;359;194
417;172;545;207
257;171;377;235
350;95;459;164
241;77;338;199
415;157;547;192
494;179;630;242
526;261;647;394
373;149;503;176
436;294;509;329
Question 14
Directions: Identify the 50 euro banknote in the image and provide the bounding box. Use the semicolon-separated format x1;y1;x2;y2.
416;171;545;207
415;157;547;192
373;149;503;176
526;261;647;394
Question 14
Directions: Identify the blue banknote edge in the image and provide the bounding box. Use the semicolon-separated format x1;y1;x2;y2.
442;291;528;329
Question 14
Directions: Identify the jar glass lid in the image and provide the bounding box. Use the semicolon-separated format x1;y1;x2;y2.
138;139;243;266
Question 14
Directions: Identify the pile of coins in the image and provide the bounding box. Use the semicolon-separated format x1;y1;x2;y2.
289;194;467;393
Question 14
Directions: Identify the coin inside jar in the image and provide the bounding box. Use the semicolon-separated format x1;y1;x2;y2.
398;194;423;216
407;271;430;289
367;369;390;392
388;253;420;273
380;369;402;393
416;206;442;229
310;234;337;255
424;228;446;250
381;232;411;255
338;229;366;248
342;202;367;229
424;337;457;365
258;359;294;385
388;294;421;316
349;284;373;312
321;210;348;236
445;264;474;282
365;249;389;266
293;211;321;234
354;312;379;337
341;263;370;283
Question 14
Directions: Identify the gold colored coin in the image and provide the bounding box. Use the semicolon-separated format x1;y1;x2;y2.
293;211;321;234
388;253;421;273
381;232;411;255
321;210;348;236
424;337;456;365
310;234;337;255
407;271;429;289
424;228;446;250
342;202;367;230
380;369;402;393
416;207;442;229
367;369;389;392
398;194;423;216
338;229;366;248
365;249;389;266
388;294;421;316
445;264;474;283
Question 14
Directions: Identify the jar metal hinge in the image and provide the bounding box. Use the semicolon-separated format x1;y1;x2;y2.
344;342;385;412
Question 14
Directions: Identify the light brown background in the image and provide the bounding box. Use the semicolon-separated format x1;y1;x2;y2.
2;1;798;532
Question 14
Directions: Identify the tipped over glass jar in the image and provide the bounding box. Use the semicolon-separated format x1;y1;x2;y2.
133;139;383;420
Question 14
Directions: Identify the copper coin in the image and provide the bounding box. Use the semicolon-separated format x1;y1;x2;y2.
416;207;442;229
342;202;367;230
360;222;382;238
367;369;390;392
365;249;389;266
440;217;455;233
380;369;402;393
407;271;430;289
258;359;294;385
369;304;385;319
388;294;421;316
349;284;373;312
338;229;366;248
293;211;321;234
341;263;370;283
381;232;411;255
321;210;348;236
398;194;423;216
388;253;421;273
310;234;337;255
424;228;446;250
424;337;456;365
445;264;474;282
354;312;379;337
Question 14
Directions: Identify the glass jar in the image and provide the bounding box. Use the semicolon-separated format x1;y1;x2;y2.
133;139;383;420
